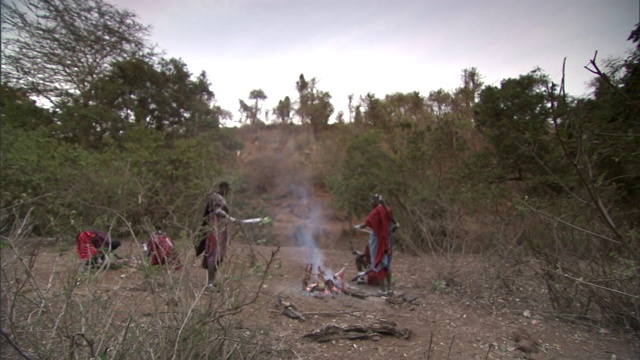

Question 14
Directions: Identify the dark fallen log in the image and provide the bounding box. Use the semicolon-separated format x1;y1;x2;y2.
303;319;411;342
335;285;368;299
275;297;305;321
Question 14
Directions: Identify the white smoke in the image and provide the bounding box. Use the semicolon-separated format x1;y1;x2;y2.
290;184;333;276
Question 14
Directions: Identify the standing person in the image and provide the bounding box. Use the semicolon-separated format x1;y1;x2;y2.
146;230;182;270
354;194;399;295
196;181;236;290
76;230;121;269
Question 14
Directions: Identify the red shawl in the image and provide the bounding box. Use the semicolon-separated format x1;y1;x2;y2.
148;235;180;268
365;205;391;268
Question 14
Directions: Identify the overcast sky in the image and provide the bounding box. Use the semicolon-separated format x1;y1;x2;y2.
110;0;638;124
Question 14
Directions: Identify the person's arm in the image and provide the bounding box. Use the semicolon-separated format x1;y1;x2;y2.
195;237;206;256
208;193;237;222
201;200;212;227
212;205;237;222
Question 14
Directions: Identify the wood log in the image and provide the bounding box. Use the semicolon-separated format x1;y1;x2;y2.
336;285;368;299
303;320;411;342
276;297;305;321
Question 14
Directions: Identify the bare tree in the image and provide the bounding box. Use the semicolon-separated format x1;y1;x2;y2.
1;0;153;107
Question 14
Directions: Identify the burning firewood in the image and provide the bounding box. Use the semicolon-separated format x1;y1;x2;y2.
317;266;326;282
301;274;310;290
333;267;346;289
324;278;335;292
302;264;313;290
302;265;360;297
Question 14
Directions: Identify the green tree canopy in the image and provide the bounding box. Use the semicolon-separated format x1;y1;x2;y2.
274;96;293;124
474;69;554;182
53;57;220;148
295;74;334;133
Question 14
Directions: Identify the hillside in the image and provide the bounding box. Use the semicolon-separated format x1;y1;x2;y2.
233;125;352;249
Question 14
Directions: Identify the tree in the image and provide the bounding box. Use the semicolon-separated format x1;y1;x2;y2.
474;69;554;182
427;89;453;117
295;74;310;124
360;93;389;129
426;69;484;155
247;89;267;124
294;74;334;133
384;91;430;129
0;84;54;131
453;67;484;119
54;57;220;148
1;0;152;107
348;94;355;123
238;100;252;124
307;90;334;134
274;96;292;124
329;132;399;219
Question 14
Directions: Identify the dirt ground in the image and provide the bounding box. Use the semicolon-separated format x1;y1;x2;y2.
13;232;638;360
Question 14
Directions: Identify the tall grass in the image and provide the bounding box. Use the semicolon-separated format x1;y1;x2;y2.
1;216;293;359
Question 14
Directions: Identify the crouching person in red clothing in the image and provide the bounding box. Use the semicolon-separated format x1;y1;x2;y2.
146;230;182;270
76;230;121;269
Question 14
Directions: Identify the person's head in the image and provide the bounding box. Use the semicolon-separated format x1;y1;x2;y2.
218;181;231;196
371;194;384;208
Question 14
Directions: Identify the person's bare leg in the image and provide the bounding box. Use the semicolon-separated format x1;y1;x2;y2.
355;255;368;283
386;269;393;294
379;276;387;293
206;266;216;288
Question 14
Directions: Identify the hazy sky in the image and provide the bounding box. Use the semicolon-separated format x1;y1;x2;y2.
110;0;638;124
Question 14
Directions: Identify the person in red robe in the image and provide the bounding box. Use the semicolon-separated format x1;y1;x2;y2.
76;230;121;268
196;181;236;290
354;194;399;295
146;230;182;270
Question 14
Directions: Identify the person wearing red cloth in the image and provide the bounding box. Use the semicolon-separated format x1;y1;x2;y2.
146;230;182;270
354;194;399;295
76;230;121;268
195;181;236;290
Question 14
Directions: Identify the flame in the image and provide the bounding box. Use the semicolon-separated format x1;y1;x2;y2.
302;264;347;296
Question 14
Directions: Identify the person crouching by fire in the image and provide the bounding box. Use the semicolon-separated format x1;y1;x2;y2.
76;230;121;269
196;181;236;291
352;245;382;285
353;194;399;296
146;230;182;270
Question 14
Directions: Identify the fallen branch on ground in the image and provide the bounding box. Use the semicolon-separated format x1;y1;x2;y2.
302;319;411;342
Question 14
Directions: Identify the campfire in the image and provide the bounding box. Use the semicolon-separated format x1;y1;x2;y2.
302;264;347;296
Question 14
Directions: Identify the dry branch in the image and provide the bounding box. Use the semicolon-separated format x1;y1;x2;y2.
303;319;410;342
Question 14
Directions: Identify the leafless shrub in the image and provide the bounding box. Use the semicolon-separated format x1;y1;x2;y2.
525;206;640;330
0;214;291;359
